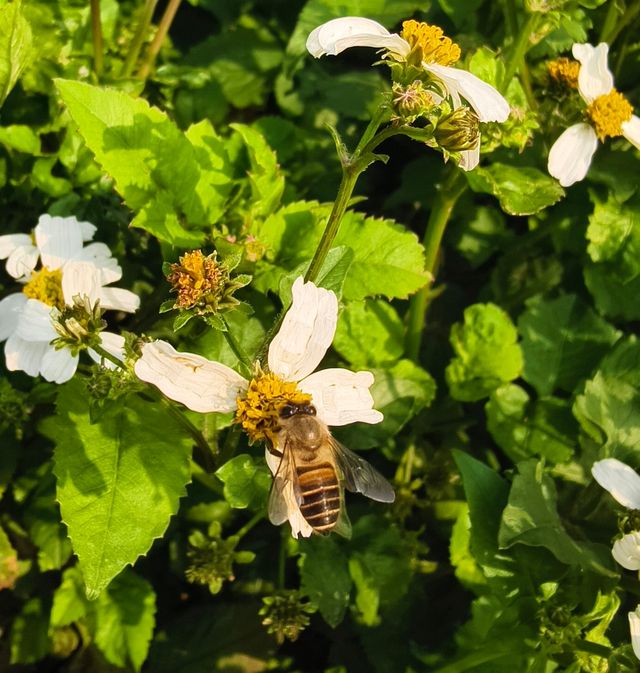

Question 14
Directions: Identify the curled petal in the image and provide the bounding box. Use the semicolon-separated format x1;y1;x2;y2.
268;277;338;382
548;123;598;187
612;531;640;571
458;142;480;171
134;340;247;413
0;233;32;259
7;244;39;279
5;334;48;377
299;367;384;426
35;215;86;270
306;17;410;59
0;293;27;341
423;63;510;122
622;115;640;150
88;332;126;369
16;299;56;342
40;347;78;384
630;607;640;661
592;458;640;509
98;287;140;313
573;43;613;104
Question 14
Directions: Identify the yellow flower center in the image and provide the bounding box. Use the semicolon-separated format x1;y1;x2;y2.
587;89;633;141
22;268;65;309
400;20;460;66
235;371;311;445
167;250;225;309
546;58;579;89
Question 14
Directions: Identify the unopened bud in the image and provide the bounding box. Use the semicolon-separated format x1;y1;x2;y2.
434;107;480;152
392;81;434;121
50;295;106;353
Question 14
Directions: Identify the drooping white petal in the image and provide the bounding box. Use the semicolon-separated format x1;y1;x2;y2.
39;346;78;383
299;368;384;426
458;142;480;171
573;42;613;104
61;260;102;306
0;293;27;341
15;299;57;342
134;339;247;413
6;244;39;279
98;286;140;313
423;63;510;123
592;458;640;509
612;531;640;570
88;332;125;370
622;115;640;150
5;333;48;376
35;215;86;270
547;123;598;187
268;277;338;382
307;17;410;59
0;233;32;259
630;607;640;661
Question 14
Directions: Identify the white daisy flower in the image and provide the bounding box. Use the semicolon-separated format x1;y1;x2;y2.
548;43;640;187
134;276;384;538
630;606;640;660
0;216;139;383
306;17;510;171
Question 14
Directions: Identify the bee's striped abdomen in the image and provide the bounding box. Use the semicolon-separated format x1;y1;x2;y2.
297;462;341;533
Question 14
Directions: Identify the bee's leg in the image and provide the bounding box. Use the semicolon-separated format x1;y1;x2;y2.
267;445;283;458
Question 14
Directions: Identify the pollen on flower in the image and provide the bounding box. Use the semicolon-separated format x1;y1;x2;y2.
400;20;460;66
546;57;579;88
167;250;225;310
22;268;65;309
235;371;311;445
587;89;633;141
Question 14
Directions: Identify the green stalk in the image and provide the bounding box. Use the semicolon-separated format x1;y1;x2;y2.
90;0;104;76
89;342;126;370
221;316;253;377
235;512;264;540
137;0;182;80
600;0;640;46
501;12;541;92
120;0;158;78
405;168;466;361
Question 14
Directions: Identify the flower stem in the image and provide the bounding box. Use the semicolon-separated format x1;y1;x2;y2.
405;168;466;361
90;0;104;76
600;0;640;46
221;317;253;377
501;11;540;92
235;512;264;540
120;0;158;78
136;0;182;80
90;343;126;370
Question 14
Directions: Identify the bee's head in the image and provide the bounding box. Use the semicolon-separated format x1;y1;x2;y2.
279;403;317;419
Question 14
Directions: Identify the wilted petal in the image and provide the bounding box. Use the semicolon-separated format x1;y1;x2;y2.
573;42;613;104
548;123;598;187
6;244;39;279
5;333;48;376
630;607;640;660
622;115;640;150
0;293;27;341
88;332;125;369
299;367;384;426
40;346;78;383
268;277;338;382
0;233;32;259
98;286;140;313
424;63;510;123
307;17;410;59
612;532;640;570
15;299;56;342
35;215;87;270
134;339;247;413
592;458;640;509
458;142;480;171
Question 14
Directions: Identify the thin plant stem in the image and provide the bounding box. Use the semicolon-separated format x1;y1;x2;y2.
90;343;126;370
277;526;287;589
405;168;466;361
236;512;264;540
137;0;183;80
600;0;640;45
90;0;104;76
501;12;541;92
121;0;158;78
221;316;253;376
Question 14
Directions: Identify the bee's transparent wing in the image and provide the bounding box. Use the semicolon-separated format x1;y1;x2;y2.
267;441;302;525
330;437;395;503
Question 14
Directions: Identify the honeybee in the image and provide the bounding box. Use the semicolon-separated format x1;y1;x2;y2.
267;402;395;536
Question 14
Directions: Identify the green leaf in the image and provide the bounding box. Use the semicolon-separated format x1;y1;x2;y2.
31;157;72;197
43;380;191;598
0;0;33;106
498;460;616;577
10;597;49;664
446;303;523;402
466;163;564;216
584;261;640;321
0;124;40;153
518;294;620;396
0;525;19;591
299;536;352;627
333;298;404;368
450;505;486;588
215;454;271;510
486;385;576;464
448;205;512;269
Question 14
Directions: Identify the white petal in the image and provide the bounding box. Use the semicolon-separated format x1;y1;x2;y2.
88;332;125;370
134;340;247;413
61;260;102;306
0;293;27;341
76;242;123;284
15;299;56;342
547;123;598;187
423;63;510;123
40;347;78;383
592;458;640;509
299;367;384;426
0;233;32;259
268;277;338;382
612;532;640;570
573;43;613;103
458;142;480;171
98;287;140;313
5;333;48;376
78;220;97;241
306;17;410;59
630;607;640;661
622;115;640;150
35;215;86;269
6;244;39;279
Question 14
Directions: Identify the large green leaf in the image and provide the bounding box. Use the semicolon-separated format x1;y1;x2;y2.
215;454;271;510
43;380;191;598
0;1;33;106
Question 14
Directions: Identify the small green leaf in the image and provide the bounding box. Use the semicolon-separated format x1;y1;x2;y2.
0;1;33;106
215;454;271;510
449;205;512;268
584;261;640;321
0;125;40;153
10;598;50;664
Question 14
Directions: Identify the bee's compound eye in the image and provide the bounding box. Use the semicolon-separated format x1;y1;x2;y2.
279;404;295;418
306;405;317;416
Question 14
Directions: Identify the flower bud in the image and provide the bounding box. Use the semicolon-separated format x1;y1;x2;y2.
434;107;480;152
392;80;434;121
50;295;106;353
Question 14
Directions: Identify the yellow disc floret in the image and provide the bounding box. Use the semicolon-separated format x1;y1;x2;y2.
587;89;633;141
400;20;460;66
167;250;225;310
22;268;65;309
235;370;311;445
546;58;579;89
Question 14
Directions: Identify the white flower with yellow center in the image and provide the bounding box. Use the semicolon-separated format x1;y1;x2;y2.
548;43;640;187
0;215;139;383
134;277;384;538
306;16;510;170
